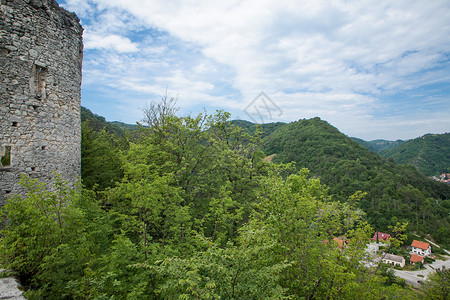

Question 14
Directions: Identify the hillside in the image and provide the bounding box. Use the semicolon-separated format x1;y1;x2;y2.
379;133;450;176
262;117;450;246
81;106;140;134
230;119;286;139
352;137;405;152
110;121;141;131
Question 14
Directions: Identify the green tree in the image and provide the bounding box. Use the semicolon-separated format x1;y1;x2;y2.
423;267;449;300
260;117;450;248
250;169;364;298
81;122;124;190
0;175;88;296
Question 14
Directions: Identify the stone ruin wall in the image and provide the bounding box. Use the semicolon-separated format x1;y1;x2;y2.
0;0;83;206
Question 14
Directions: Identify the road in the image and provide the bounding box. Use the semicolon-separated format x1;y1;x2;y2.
393;255;450;287
423;238;450;255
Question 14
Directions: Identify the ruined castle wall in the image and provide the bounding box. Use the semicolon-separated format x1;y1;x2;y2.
0;0;83;206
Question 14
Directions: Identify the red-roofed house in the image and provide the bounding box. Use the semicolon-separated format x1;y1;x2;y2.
322;238;348;250
411;240;431;256
372;232;391;243
333;237;348;249
410;254;424;265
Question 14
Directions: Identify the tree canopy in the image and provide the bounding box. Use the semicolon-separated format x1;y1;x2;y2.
262;118;450;247
1;103;445;298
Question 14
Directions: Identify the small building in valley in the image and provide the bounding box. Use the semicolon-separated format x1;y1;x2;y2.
322;237;349;250
382;253;405;268
372;232;391;243
410;254;424;265
333;237;348;249
411;240;431;257
366;242;379;255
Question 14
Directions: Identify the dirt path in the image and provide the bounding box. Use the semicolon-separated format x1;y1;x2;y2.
423;238;450;255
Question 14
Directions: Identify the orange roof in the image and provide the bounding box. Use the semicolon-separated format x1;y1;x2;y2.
323;238;347;249
333;238;345;249
411;240;430;250
410;254;424;263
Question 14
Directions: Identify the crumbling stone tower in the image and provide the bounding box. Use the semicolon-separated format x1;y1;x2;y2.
0;0;83;206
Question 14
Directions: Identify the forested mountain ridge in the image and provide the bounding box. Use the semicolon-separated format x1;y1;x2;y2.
230;119;286;139
81;106;140;134
352;137;405;152
261;117;450;247
378;133;450;176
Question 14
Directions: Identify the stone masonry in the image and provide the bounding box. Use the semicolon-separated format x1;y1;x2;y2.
0;0;83;207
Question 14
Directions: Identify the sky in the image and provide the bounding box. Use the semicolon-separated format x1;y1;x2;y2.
58;0;450;140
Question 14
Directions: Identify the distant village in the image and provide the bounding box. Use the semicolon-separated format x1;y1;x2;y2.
369;232;432;268
325;232;434;268
326;230;450;286
366;231;450;286
430;173;450;184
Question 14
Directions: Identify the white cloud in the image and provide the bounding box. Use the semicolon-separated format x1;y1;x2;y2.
84;33;139;52
61;0;450;139
59;0;93;18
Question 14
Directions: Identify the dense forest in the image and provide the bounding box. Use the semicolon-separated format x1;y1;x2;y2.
230;120;286;139
352;134;449;177
378;133;450;176
1;102;449;298
261;118;450;247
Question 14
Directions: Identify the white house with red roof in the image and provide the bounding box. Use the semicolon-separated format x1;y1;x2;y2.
411;240;431;257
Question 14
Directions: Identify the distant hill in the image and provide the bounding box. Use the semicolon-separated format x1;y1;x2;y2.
259;117;450;247
350;137;378;152
81;106;140;134
352;137;405;152
109;121;141;131
230;120;286;139
378;133;450;176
